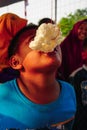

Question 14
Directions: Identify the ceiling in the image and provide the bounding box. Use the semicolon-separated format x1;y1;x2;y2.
0;0;24;7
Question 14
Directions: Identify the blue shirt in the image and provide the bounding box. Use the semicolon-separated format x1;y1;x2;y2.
0;79;76;130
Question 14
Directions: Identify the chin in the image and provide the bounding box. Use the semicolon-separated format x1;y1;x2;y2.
44;60;60;70
78;36;86;41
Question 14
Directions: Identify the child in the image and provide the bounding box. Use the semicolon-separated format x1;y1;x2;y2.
0;23;76;130
69;38;87;130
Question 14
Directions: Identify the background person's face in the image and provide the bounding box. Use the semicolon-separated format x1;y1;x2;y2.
78;22;87;40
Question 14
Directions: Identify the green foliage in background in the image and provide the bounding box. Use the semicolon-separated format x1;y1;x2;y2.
58;8;87;37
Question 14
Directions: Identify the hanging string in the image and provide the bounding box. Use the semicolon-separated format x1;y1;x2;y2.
51;0;53;21
55;0;57;23
24;0;28;18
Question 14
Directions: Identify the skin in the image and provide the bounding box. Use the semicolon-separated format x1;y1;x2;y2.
9;35;62;104
78;22;87;40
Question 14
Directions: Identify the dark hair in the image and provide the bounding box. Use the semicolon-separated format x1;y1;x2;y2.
8;23;38;59
38;18;55;26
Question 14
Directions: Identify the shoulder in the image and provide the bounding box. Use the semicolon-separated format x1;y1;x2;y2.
0;79;16;98
69;67;83;77
59;80;74;90
58;80;76;115
69;67;87;83
58;80;76;99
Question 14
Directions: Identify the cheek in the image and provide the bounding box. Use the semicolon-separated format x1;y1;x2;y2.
22;52;40;69
77;30;82;39
22;49;62;71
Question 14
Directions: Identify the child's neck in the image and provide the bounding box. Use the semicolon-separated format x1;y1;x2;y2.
17;71;60;104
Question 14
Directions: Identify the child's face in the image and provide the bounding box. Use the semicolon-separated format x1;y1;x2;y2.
17;35;62;72
78;22;87;40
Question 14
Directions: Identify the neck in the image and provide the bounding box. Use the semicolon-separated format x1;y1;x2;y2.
17;70;60;104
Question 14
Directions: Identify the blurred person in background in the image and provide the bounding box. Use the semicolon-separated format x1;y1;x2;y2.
38;17;55;26
69;38;87;130
0;13;27;83
56;19;87;81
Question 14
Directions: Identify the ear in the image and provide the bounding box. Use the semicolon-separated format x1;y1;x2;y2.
9;55;22;70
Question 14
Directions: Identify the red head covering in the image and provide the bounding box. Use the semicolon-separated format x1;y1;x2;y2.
58;19;87;80
81;38;87;64
0;13;27;70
